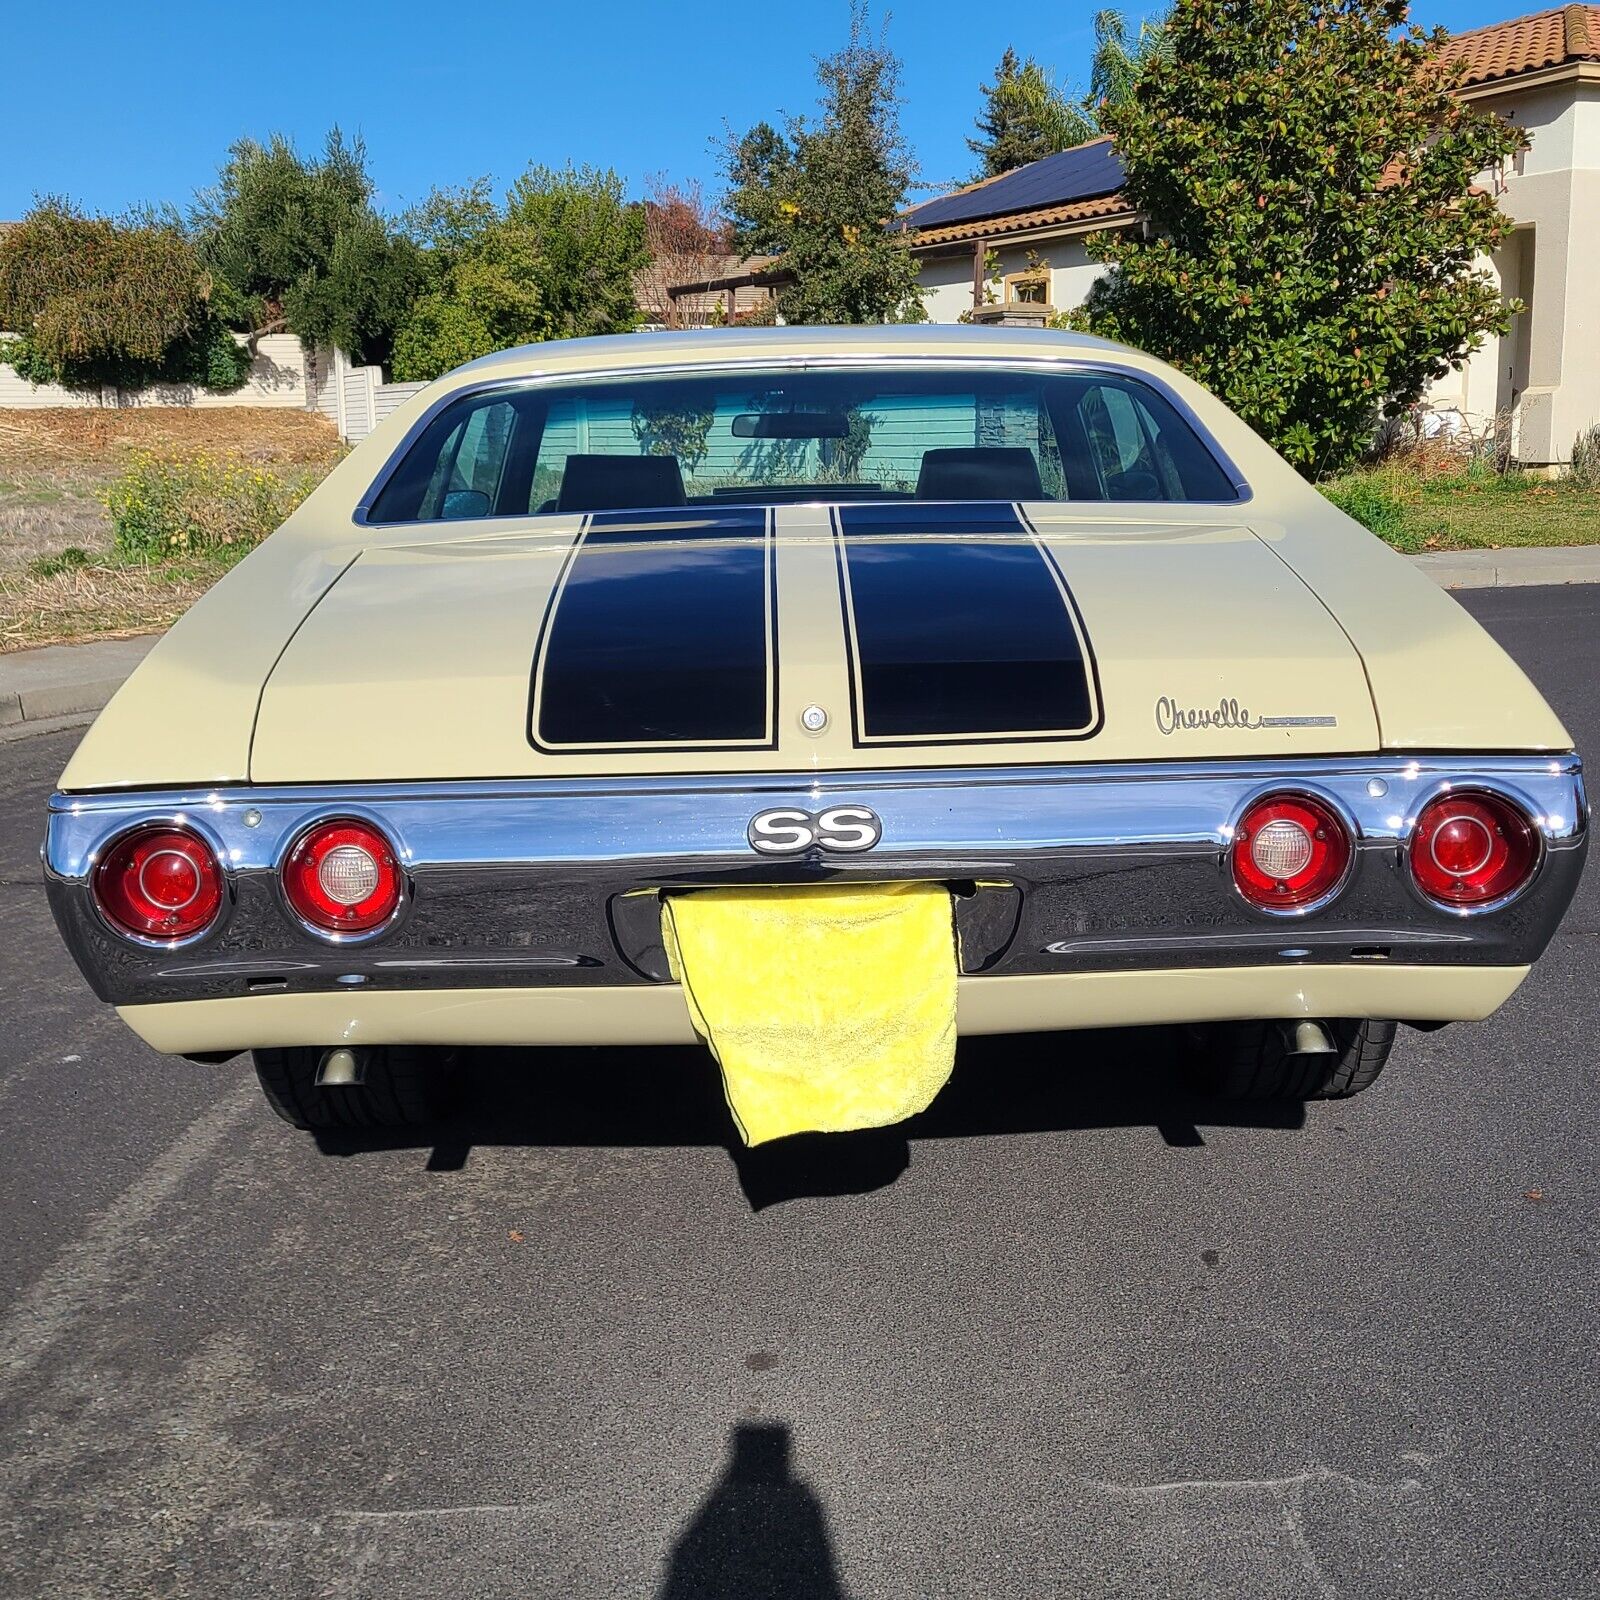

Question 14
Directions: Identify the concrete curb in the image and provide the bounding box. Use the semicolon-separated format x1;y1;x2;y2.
0;637;156;731
1406;546;1600;590
0;548;1596;737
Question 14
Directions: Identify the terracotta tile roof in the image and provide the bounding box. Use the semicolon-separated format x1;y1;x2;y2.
1442;4;1600;86
908;191;1135;249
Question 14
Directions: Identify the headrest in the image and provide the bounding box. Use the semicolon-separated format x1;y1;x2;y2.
915;446;1044;503
556;454;687;514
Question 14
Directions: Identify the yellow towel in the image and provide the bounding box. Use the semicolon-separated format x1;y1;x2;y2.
661;882;958;1147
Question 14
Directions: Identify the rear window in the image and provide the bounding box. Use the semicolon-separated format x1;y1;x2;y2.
365;366;1240;524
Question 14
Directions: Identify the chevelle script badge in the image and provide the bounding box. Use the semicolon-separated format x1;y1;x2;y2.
1155;696;1338;734
747;806;883;855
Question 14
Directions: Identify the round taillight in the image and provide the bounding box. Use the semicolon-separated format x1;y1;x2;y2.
282;818;402;934
1232;792;1351;910
94;825;224;941
1410;791;1538;907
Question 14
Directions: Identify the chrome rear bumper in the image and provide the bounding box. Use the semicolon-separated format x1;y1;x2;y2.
45;755;1587;1011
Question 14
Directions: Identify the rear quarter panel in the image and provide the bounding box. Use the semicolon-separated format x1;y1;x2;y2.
1148;361;1573;754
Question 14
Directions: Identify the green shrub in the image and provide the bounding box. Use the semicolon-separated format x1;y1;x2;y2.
169;320;254;392
0;286;250;396
1320;474;1415;549
0;332;61;387
0;201;210;390
1570;424;1600;490
27;546;94;578
103;452;319;561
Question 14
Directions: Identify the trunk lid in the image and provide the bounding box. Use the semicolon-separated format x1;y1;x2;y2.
248;504;1379;782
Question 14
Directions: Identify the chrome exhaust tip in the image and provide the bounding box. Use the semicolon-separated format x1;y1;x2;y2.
315;1047;365;1087
1280;1020;1337;1056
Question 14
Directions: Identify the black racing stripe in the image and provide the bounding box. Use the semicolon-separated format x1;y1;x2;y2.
531;507;776;751
835;502;1098;743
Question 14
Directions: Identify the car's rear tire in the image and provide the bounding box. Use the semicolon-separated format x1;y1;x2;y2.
252;1045;459;1130
1193;1018;1398;1101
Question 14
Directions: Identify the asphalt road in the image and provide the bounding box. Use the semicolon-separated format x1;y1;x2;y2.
1;585;1595;1600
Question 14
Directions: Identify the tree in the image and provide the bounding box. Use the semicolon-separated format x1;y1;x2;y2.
968;48;1096;178
391;182;547;381
636;177;732;329
722;2;923;326
391;167;647;379
1069;0;1523;474
193;129;422;365
503;163;649;342
1087;9;1172;111
0;199;249;391
724;122;796;258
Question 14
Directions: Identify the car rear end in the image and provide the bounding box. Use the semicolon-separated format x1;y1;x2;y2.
42;330;1591;1124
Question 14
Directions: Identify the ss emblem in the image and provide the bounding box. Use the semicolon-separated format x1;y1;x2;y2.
747;805;883;855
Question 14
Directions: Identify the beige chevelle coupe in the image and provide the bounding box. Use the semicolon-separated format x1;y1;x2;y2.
44;326;1588;1132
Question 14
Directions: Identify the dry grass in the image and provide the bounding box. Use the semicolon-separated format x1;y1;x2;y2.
0;408;340;652
0;408;343;474
0;557;231;651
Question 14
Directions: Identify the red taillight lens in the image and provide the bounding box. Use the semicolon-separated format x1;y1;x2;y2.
1232;793;1351;910
1410;791;1538;906
282;818;402;934
94;825;224;941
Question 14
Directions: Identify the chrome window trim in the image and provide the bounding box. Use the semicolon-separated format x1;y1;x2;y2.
351;354;1253;528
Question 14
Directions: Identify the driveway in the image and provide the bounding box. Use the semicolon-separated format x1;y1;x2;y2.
1;585;1595;1599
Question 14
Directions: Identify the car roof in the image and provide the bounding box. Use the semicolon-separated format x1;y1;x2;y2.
451;322;1135;383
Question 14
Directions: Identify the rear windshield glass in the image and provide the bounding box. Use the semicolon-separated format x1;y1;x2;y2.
365;366;1240;523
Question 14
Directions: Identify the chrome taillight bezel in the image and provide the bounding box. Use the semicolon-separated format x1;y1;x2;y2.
1404;782;1546;916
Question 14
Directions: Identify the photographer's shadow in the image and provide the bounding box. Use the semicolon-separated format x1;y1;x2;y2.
658;1423;850;1600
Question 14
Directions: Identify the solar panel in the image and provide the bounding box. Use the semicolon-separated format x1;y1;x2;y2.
901;141;1126;232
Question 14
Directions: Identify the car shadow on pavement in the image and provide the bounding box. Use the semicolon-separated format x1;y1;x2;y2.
657;1421;851;1599
311;1025;1305;1210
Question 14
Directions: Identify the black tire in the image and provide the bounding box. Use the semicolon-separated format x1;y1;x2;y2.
1194;1018;1398;1102
252;1045;459;1130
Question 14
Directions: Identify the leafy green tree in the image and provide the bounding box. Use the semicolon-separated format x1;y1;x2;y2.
724;122;797;258
391;168;645;378
401;179;502;259
392;184;547;380
1070;0;1523;474
968;48;1096;178
503;163;649;341
193;129;422;365
0;199;249;391
722;2;923;325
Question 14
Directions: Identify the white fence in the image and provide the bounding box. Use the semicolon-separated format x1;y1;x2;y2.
309;346;424;443
0;333;314;412
0;334;423;442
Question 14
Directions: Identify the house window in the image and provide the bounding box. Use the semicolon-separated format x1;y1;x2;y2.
1004;270;1050;306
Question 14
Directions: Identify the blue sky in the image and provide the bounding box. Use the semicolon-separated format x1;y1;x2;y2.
6;0;1530;220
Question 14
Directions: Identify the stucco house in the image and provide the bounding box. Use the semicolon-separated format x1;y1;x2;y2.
902;5;1600;466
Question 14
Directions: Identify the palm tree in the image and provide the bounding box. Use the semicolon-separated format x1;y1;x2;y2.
965;10;1170;181
1088;9;1172;112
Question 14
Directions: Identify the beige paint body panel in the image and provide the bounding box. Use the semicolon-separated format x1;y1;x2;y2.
59;324;1572;792
119;963;1530;1055
248;512;1379;781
